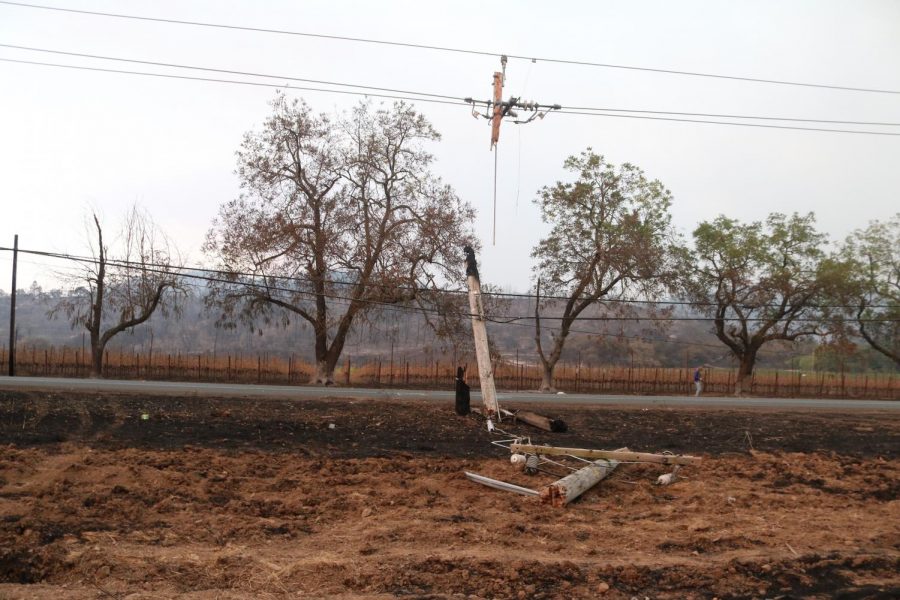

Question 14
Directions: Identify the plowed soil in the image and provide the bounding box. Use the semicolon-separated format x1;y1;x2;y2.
0;390;898;599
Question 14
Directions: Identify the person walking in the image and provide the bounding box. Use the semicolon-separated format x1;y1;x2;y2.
693;366;704;396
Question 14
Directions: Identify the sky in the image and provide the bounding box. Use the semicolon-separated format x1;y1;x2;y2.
1;0;898;295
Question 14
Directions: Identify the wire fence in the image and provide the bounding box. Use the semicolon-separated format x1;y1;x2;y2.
2;344;897;400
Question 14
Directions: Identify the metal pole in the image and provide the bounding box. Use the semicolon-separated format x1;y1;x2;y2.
8;235;18;376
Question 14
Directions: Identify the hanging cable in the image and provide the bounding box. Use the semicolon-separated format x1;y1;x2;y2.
0;58;468;106
5;44;897;127
2;1;898;94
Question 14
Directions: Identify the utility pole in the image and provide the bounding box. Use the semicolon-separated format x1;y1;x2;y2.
8;234;18;376
490;56;507;149
465;55;561;148
465;56;561;244
463;245;500;425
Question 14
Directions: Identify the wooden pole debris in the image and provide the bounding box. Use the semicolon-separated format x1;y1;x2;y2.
540;455;622;507
510;443;701;466
511;410;567;433
465;471;540;497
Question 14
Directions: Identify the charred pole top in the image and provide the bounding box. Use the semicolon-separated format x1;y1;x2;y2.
464;245;479;281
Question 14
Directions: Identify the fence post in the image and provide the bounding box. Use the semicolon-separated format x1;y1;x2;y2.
7;234;17;377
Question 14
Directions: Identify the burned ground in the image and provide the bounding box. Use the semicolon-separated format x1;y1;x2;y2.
0;390;898;599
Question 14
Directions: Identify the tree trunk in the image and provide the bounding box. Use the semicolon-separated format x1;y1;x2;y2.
539;361;556;392
311;359;336;385
90;344;103;378
734;350;758;396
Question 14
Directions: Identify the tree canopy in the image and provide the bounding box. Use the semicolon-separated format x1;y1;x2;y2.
531;150;685;391
688;212;828;393
204;95;475;383
824;214;899;366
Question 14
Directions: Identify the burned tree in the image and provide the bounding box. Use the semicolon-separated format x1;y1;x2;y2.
49;207;184;377
531;150;684;391
204;95;475;384
689;212;828;394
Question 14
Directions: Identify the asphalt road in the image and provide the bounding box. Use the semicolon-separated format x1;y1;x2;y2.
0;375;896;410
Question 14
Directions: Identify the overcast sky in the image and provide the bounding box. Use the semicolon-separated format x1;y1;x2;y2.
1;0;898;294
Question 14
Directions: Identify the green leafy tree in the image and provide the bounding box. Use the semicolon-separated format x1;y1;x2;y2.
204;95;476;384
825;215;899;367
531;150;685;391
688;213;827;394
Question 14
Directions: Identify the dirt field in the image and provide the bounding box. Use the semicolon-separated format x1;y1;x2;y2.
0;390;898;599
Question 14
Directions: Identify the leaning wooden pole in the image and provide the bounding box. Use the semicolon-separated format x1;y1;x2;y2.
464;246;500;422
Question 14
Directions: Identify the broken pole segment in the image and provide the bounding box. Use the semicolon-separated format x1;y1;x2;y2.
464;246;501;421
509;443;702;466
540;453;623;507
540;459;618;507
513;410;567;433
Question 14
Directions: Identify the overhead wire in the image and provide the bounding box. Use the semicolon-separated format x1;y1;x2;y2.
554;109;900;137
1;246;896;321
2;0;899;95
1;59;897;137
3;246;896;311
0;43;461;101
561;104;900;127
2;44;899;130
0;249;727;348
0;57;468;107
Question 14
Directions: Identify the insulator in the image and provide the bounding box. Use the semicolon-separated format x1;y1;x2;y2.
524;454;539;475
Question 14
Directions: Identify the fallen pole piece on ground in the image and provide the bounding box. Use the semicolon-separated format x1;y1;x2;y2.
507;409;567;433
464;472;540;496
540;452;623;507
510;443;701;466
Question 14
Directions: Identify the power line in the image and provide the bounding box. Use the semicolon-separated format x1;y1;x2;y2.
0;58;467;107
2;0;898;95
3;58;898;138
2;246;896;318
6;255;724;350
561;105;900;128
555;110;900;137
5;43;898;128
0;246;888;310
0;43;460;101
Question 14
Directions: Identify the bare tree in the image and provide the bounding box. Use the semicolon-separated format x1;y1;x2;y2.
204;95;476;384
49;207;185;377
688;212;828;394
531;150;685;391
